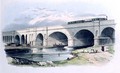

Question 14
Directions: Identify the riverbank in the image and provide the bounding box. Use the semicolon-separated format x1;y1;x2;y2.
54;46;114;66
6;46;114;67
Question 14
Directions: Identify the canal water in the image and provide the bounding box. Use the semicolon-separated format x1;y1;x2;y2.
5;47;73;62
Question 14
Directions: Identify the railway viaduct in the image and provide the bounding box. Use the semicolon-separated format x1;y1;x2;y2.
2;17;115;48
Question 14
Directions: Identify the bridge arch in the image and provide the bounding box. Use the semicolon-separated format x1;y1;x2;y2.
36;33;43;46
21;35;25;44
74;29;94;47
100;27;115;45
25;34;27;44
48;31;68;47
14;35;20;44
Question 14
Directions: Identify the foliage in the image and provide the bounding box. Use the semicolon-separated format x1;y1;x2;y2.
107;46;115;54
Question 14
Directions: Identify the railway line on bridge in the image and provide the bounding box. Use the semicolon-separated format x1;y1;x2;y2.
2;17;115;50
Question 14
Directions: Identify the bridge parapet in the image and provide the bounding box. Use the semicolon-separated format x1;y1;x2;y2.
2;19;115;48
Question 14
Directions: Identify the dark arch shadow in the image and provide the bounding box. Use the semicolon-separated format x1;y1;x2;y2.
74;29;94;48
15;35;20;44
36;33;43;46
100;27;115;45
21;35;25;44
49;32;68;47
25;35;27;44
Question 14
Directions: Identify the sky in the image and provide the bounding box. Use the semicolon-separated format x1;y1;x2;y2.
1;0;120;73
1;0;113;31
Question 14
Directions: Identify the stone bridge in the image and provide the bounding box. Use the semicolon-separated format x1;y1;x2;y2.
2;17;115;48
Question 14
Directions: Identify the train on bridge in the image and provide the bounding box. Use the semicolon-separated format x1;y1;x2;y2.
2;16;115;49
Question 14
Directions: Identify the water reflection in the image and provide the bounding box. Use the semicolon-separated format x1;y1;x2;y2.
5;47;73;62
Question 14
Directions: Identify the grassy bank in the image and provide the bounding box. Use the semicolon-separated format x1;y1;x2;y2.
8;46;114;67
53;46;114;66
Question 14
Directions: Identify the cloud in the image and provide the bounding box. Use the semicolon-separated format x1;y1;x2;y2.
20;8;77;25
25;8;102;25
3;8;76;31
3;7;105;31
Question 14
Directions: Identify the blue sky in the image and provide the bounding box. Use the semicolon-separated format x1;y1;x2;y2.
1;0;112;30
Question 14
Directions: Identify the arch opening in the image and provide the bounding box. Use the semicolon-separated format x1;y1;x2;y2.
74;29;94;48
26;35;27;44
15;35;20;44
100;27;115;45
21;35;25;44
36;33;43;46
49;32;68;47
